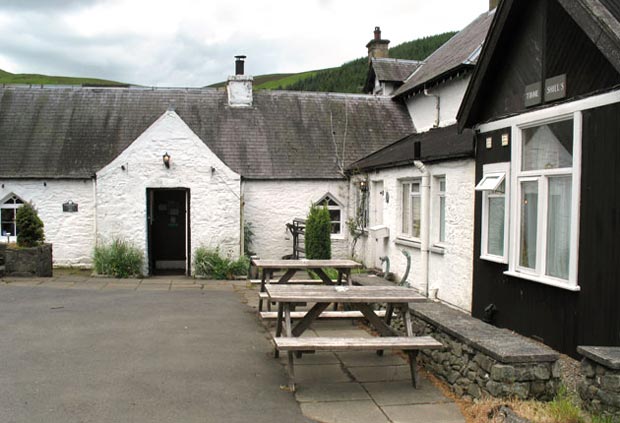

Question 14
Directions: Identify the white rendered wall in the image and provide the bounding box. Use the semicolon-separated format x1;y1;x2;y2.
405;76;471;132
0;179;95;267
243;180;350;260
96;110;241;275
352;159;475;312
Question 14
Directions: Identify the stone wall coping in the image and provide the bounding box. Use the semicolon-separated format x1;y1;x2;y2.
410;302;559;364
577;346;620;369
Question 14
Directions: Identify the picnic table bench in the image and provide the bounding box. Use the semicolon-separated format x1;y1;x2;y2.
265;284;442;391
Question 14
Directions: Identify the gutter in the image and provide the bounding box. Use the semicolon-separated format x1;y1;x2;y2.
413;160;431;297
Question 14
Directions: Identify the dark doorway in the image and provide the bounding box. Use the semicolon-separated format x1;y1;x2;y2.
147;188;190;276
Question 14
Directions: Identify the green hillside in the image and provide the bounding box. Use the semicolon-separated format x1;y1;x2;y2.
0;69;127;86
209;71;321;89
282;32;456;93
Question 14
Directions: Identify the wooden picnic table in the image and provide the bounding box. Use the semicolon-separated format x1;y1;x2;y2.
265;284;438;391
252;259;362;311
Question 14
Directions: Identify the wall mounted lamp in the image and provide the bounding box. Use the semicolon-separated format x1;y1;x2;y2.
162;152;171;168
359;180;368;192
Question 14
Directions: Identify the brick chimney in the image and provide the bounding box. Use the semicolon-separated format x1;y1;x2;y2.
227;55;253;107
366;27;390;63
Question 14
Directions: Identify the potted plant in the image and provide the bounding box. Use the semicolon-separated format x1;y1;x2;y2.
5;202;52;277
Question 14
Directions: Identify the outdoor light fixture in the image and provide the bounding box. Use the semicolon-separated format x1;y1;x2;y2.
163;152;171;168
359;180;368;192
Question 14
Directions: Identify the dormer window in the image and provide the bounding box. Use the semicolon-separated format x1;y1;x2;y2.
316;194;343;235
1;194;25;241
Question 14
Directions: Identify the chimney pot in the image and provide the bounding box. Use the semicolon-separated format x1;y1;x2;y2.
374;26;381;40
234;55;246;75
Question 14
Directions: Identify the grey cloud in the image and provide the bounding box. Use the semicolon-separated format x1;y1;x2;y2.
0;0;102;11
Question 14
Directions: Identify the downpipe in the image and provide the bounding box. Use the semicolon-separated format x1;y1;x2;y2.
414;160;431;297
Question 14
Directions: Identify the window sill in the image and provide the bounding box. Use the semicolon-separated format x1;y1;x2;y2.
503;270;580;292
330;234;345;241
394;238;445;255
480;254;508;264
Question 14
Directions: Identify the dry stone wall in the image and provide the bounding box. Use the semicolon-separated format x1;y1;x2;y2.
408;302;560;400
577;346;620;419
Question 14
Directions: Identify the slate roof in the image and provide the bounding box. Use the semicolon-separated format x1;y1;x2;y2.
346;124;474;173
0;86;414;179
392;9;495;98
364;58;423;93
457;0;620;130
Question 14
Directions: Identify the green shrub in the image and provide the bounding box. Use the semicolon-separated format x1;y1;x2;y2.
547;385;585;423
93;238;143;278
16;202;45;247
305;203;331;259
193;247;249;279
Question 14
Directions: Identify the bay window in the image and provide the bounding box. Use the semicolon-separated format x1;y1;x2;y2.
508;114;581;289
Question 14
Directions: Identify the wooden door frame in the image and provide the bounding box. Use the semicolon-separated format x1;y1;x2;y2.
146;188;191;276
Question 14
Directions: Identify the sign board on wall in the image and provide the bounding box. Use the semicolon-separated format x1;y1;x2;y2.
524;74;567;107
544;74;567;102
524;82;542;107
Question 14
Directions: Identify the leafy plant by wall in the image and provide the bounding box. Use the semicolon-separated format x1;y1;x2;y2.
193;247;249;279
243;221;255;257
305;203;331;259
93;239;143;278
15;202;45;248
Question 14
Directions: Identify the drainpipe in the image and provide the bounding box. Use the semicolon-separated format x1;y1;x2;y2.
424;87;440;128
413;160;430;297
240;178;245;258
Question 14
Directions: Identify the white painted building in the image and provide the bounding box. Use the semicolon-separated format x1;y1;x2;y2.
351;9;494;312
0;58;413;275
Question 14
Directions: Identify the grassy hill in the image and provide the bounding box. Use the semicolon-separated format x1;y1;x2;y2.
0;69;127;86
281;32;456;93
209;32;456;93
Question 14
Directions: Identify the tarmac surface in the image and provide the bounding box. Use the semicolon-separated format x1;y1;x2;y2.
0;274;465;423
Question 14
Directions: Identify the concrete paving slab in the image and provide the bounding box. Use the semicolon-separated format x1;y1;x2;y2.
136;284;170;291
348;365;412;382
294;363;352;384
170;284;203;291
70;282;107;290
42;281;76;288
363;380;453;406
279;352;341;366
105;283;138;290
381;402;465;423
295;382;371;403
336;351;406;367
301;400;390;423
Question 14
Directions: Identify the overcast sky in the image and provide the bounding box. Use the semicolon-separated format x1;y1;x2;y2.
0;0;489;87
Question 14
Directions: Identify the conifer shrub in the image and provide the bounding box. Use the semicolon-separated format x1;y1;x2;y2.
193;247;249;279
305;203;331;259
15;202;45;248
93;238;143;278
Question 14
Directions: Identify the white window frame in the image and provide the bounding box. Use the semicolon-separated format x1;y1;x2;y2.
434;176;446;245
316;193;344;238
400;179;422;240
479;162;510;263
476;90;620;291
506;113;582;291
1;194;25;243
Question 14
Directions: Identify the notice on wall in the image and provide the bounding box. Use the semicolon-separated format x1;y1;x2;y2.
524;82;542;107
544;74;567;102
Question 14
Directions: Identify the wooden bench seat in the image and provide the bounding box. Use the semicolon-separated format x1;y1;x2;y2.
274;336;442;390
249;279;329;285
259;310;386;320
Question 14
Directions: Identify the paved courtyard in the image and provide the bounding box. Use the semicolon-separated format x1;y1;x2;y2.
0;275;464;423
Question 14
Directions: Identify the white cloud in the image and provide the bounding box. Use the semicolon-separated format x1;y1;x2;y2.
0;0;489;86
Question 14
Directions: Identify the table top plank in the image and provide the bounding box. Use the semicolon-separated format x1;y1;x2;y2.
265;284;426;303
252;259;361;269
273;336;443;351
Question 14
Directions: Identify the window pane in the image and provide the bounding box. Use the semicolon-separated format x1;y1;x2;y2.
402;184;410;234
411;182;420;193
439;196;446;242
487;196;504;256
412;195;421;238
329;210;340;221
546;176;572;279
522;120;573;171
439;179;446;192
1;208;14;221
1;222;14;236
519;181;538;269
331;223;340;234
